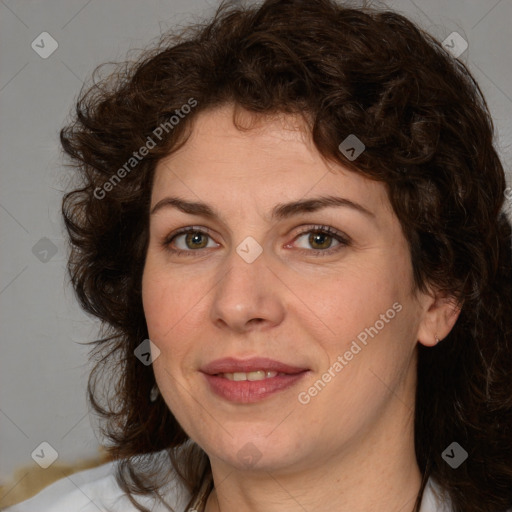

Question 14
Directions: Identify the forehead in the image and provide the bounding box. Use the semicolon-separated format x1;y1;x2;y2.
151;105;391;218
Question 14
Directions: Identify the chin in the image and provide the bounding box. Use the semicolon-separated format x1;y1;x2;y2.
198;428;307;472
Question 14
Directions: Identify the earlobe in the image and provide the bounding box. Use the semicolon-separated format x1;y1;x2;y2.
417;293;462;347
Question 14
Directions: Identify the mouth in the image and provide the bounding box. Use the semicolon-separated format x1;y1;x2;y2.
200;357;309;403
220;370;280;381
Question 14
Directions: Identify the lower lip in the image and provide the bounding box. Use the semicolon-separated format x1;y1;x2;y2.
202;372;308;403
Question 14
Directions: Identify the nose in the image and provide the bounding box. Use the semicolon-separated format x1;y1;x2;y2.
209;245;286;333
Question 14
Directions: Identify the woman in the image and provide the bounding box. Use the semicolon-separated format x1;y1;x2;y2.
7;0;512;511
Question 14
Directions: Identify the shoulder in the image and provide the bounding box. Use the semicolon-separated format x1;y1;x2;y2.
3;453;192;512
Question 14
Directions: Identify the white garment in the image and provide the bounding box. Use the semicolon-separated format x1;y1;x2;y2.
4;459;453;512
2;458;191;512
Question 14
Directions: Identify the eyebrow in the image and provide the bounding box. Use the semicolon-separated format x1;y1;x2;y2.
150;195;375;220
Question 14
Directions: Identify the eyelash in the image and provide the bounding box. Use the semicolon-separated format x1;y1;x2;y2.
163;225;351;257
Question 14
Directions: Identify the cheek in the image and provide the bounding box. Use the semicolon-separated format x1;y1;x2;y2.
142;259;187;345
305;264;406;336
142;256;209;374
298;250;416;378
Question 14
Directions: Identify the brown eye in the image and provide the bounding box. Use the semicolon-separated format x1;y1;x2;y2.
291;225;350;255
308;231;334;250
165;228;218;254
184;231;209;249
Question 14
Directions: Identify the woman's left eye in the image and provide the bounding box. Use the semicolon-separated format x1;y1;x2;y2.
291;226;350;254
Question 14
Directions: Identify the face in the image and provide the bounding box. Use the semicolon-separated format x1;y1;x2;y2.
142;104;429;474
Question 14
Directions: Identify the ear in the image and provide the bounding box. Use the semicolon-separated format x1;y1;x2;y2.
416;290;461;347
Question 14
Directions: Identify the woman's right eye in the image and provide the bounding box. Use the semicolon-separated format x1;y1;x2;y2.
164;228;219;255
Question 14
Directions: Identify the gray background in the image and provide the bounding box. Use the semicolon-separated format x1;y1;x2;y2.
1;0;511;492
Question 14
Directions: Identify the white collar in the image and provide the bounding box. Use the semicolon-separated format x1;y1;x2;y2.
189;474;452;512
419;477;453;512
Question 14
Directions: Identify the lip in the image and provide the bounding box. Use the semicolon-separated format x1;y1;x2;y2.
200;357;309;404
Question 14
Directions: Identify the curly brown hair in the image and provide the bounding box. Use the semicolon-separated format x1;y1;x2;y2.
60;0;512;511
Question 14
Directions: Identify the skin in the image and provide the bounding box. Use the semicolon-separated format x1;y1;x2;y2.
142;104;459;512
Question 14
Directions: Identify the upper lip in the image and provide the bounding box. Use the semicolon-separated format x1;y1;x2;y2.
201;357;308;375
